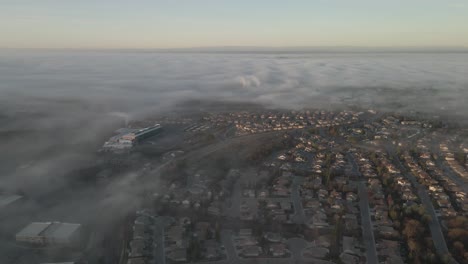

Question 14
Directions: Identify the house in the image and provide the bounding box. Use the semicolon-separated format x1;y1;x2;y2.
306;212;329;229
377;240;404;264
166;225;184;247
303;247;329;259
129;239;152;258
204;240;223;260
238;229;253;237
344;215;359;232
264;232;282;243
269;243;288;257
194;222;212;240
207;205;221;216
167;248;187;262
236;236;258;247
340;252;360;264
310;235;331;248
346;192;357;202
342;236;361;256
240;245;261;257
126;258;148;264
377;226;398;238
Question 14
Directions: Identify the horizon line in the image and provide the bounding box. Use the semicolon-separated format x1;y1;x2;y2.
2;46;468;53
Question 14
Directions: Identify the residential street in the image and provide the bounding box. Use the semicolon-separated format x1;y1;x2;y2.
291;176;306;224
347;154;378;264
388;146;458;264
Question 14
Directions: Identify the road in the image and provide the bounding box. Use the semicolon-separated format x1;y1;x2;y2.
291;176;306;224
225;180;241;218
153;217;166;264
347;154;378;264
387;146;458;264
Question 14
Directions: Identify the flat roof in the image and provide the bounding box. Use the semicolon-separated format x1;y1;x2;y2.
16;222;81;239
0;194;23;208
47;223;81;239
16;222;51;237
134;124;161;136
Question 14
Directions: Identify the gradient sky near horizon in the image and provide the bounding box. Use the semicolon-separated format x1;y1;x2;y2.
1;0;468;49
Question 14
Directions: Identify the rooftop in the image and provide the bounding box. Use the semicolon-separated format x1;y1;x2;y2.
16;222;81;239
133;124;162;136
16;222;51;237
45;222;81;240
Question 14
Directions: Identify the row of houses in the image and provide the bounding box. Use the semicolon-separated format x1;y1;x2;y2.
440;141;468;180
204;110;361;136
415;136;468;215
354;152;404;264
233;229;290;258
164;218;225;263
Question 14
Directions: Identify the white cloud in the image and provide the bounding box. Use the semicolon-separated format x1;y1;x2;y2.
0;50;467;113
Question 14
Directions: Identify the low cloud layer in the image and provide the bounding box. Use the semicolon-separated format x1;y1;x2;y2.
1;50;467;113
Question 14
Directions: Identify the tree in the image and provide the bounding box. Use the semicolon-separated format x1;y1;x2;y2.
206;228;213;240
447;216;468;229
389;207;399;221
453;241;465;256
448;228;468;242
188;238;202;261
403;219;423;240
408;238;421;260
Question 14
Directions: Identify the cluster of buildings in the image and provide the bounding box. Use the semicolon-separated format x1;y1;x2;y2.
126;210;158;264
183;123;210;133
353;152;404;263
440;140;468;180
233;229;290;258
203;110;363;136
102;124;162;151
159;170;227;217
234;132;369;263
163;218;225;263
404;152;457;215
120;109;468;264
256;173;295;223
257;132;366;263
350;114;429;142
413;136;468;215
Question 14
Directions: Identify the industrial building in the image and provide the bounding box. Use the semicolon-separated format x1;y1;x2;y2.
103;124;162;150
130;124;163;141
16;222;82;246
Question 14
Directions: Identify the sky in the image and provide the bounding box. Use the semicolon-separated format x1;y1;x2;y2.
1;0;468;49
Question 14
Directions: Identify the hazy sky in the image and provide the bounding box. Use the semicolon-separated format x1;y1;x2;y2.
1;0;468;49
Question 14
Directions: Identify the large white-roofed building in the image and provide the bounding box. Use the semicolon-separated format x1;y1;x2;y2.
16;222;82;246
15;222;51;245
102;124;162;151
